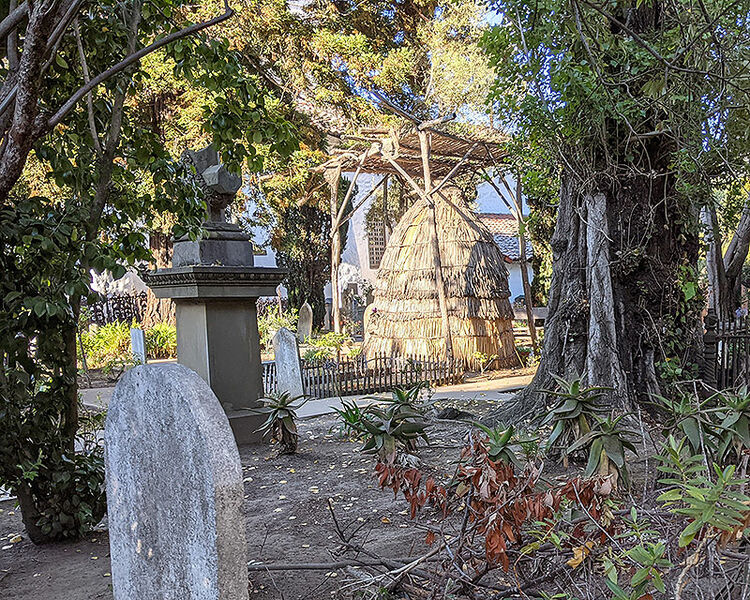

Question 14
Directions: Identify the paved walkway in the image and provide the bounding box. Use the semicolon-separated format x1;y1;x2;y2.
81;372;532;419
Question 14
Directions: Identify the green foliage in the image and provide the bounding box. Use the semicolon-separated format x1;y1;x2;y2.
79;320;177;371
605;542;672;600
331;399;366;440
472;422;523;468
254;148;351;327
2;0;298;543
658;438;750;547
657;387;750;466
79;321;132;372
542;374;609;458
0;196;107;543
714;388;750;464
146;322;177;360
567;415;639;488
253;392;308;455
302;332;351;361
379;383;434;414
258;309;298;351
356;404;431;462
338;385;433;463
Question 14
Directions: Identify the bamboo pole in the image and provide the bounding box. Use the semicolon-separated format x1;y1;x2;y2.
325;165;343;333
419;129;454;361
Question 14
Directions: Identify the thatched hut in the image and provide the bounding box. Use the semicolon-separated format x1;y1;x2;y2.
364;190;518;369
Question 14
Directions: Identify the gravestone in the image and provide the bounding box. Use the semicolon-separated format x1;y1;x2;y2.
272;327;304;398
297;302;313;343
105;363;249;600
130;328;147;364
323;300;332;331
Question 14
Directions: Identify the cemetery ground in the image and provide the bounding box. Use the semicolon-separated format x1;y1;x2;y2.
0;392;522;600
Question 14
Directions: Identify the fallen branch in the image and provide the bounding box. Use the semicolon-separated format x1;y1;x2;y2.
247;557;432;571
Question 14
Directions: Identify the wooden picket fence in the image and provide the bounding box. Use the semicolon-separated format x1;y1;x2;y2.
262;353;461;399
703;309;750;389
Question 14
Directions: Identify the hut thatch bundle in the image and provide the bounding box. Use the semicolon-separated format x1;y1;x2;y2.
364;191;518;369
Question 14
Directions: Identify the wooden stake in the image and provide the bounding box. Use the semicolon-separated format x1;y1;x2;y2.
514;175;539;355
419;129;454;361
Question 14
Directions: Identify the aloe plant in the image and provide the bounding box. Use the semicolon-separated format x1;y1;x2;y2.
567;415;639;489
473;422;523;468
542;374;610;465
253;392;308;455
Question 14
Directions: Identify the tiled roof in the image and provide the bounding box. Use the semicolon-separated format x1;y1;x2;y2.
494;234;534;261
479;213;520;235
478;214;533;261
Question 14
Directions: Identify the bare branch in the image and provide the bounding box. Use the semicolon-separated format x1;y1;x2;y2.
73;18;101;154
0;1;28;42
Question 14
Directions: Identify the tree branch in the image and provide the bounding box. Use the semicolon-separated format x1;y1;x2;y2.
0;1;28;42
73;18;101;154
47;1;234;129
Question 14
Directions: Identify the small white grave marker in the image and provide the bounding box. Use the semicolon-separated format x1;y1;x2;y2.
130;328;147;364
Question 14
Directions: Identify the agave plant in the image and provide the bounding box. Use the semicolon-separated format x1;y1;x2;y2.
355;403;430;463
253;392;308;455
567;415;639;489
655;392;719;457
378;382;434;415
542;374;610;465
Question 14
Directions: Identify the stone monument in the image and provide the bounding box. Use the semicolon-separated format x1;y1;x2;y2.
144;145;285;444
272;327;304;398
297;302;313;342
105;364;248;600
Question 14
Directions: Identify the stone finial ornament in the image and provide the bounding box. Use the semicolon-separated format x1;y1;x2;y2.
183;145;242;223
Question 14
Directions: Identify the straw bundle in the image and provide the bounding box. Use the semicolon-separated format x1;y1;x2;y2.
364;192;519;369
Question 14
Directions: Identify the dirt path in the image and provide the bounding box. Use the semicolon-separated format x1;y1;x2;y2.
0;397;503;600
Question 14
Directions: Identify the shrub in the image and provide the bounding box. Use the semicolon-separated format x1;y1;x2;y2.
146;322;176;359
258;309;298;350
79;320;177;372
79;321;132;372
302;331;350;361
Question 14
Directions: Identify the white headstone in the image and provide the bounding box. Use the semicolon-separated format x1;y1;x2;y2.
272;327;304;398
297;302;313;343
105;364;249;600
130;328;147;364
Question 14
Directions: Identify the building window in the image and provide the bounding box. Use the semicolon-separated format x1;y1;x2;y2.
368;224;386;269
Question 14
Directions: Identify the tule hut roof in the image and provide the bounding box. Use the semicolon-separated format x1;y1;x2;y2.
363;189;519;368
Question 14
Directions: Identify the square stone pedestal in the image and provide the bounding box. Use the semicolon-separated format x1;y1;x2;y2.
144;265;285;444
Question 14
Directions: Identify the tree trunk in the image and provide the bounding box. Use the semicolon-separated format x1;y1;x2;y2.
496;171;700;421
142;231;175;327
704;194;750;321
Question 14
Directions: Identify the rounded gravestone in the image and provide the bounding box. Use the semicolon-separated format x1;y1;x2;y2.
105;363;249;600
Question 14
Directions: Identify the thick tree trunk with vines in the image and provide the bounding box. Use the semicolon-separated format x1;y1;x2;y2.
704;195;750;321
498;169;701;421
142;231;175;327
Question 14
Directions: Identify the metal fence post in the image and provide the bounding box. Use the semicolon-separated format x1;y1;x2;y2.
702;308;718;388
